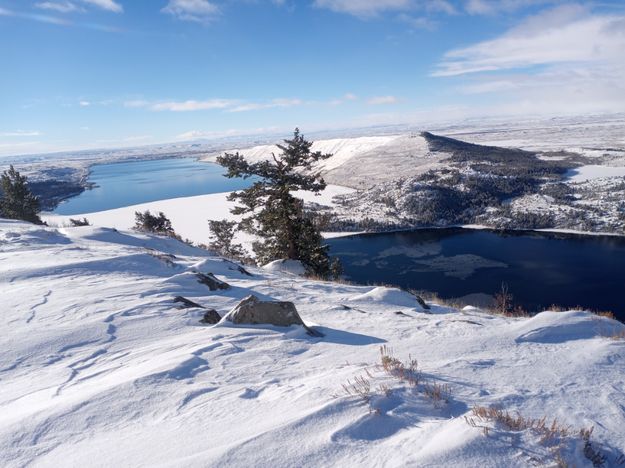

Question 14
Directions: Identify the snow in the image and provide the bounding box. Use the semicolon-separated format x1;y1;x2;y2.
42;184;355;248
350;286;427;309
262;259;307;276
2;218;625;467
202;135;400;173
567;165;625;182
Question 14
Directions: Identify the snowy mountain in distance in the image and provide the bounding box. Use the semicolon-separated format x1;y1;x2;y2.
1;219;625;467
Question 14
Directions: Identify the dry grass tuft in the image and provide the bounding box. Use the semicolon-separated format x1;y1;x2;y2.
379;345;419;386
339;346;451;413
342;375;372;403
595;310;616;320
465;406;611;467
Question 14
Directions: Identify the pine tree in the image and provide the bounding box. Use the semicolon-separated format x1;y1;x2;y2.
208;219;247;261
134;210;176;236
217;128;341;278
0;165;42;224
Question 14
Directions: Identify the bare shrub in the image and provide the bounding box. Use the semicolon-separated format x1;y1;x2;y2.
490;282;529;317
465;406;610;467
342;375;372;403
339;346;451;413
493;282;513;315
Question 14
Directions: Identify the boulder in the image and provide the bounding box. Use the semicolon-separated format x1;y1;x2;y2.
200;309;222;324
410;292;431;310
196;272;230;291
174;296;204;309
223;295;322;336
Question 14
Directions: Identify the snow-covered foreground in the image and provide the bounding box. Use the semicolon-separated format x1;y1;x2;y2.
2;219;625;467
43;185;355;247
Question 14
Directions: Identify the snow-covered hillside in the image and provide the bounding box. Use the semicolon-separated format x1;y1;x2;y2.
202;134;440;189
2;219;625;467
43;185;356;247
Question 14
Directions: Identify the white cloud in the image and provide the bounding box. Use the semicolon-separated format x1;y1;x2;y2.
313;0;412;17
151;99;235;112
1;6;122;30
122;135;152;142
464;0;559;15
123;99;150;108
79;100;91;106
328;93;359;105
228;98;302;112
313;0;457;18
80;0;123;13
176;130;209;140
433;6;625;76
35;2;83;13
0;141;41;156
0;130;42;137
367;95;398;105
175;127;281;140
123;94;360;113
432;5;625;116
162;0;219;23
397;13;436;30
427;0;456;15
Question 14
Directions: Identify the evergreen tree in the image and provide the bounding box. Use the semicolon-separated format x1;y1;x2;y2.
134;210;176;236
217;128;341;278
208;219;247;261
0;165;42;224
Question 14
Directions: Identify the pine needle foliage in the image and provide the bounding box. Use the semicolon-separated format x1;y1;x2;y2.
0;165;42;224
134;210;176;236
217;128;342;278
208;219;247;261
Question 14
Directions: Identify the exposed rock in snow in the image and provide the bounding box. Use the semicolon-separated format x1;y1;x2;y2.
173;296;205;309
220;295;321;336
195;272;230;291
199;309;222;325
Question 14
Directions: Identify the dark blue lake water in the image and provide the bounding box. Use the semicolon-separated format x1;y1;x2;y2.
327;228;625;318
54;158;252;215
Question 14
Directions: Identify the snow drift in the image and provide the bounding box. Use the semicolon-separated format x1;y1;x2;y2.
1;219;625;467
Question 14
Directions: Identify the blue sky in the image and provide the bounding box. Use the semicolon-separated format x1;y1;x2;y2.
1;0;624;156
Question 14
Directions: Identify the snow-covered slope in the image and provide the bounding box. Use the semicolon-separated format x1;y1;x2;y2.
2;219;625;467
202;135;400;170
202;135;439;189
43;185;355;248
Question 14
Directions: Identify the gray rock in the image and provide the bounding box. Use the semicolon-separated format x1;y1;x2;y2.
200;309;222;324
223;295;323;336
196;272;230;291
404;290;430;310
174;296;204;309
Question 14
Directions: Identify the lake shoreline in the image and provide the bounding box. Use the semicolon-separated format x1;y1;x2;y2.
325;223;625;243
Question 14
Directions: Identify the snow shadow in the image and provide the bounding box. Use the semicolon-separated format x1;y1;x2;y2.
307;326;386;346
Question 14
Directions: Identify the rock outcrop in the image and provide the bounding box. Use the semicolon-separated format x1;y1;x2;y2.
222;295;322;336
